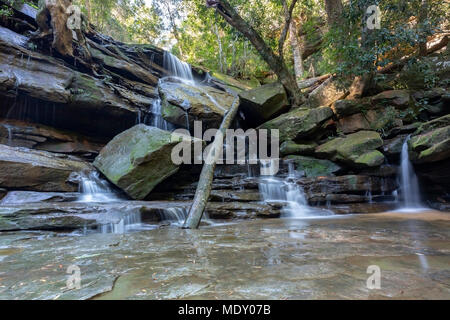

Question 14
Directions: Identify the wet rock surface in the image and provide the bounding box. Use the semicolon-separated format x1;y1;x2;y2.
159;78;235;130
0;144;92;192
0;212;448;300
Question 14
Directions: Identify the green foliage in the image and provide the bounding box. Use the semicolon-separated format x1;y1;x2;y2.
396;58;440;90
0;0;24;17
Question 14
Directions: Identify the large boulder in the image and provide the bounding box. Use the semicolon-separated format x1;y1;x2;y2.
315;131;385;168
337;107;402;134
238;82;289;126
159;79;236;130
332;99;372;118
306;77;348;108
0;144;92;192
371;90;411;109
93;124;196;200
409;115;450;164
286;155;342;177
259;106;334;143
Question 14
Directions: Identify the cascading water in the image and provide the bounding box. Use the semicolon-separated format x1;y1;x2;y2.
100;211;144;234
78;171;121;203
163;52;194;81
147;98;173;131
399;136;423;209
258;160;332;218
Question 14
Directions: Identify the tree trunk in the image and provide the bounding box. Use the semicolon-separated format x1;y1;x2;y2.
289;19;304;82
214;23;225;73
85;0;92;21
208;0;303;106
418;0;429;56
183;96;240;229
324;0;343;27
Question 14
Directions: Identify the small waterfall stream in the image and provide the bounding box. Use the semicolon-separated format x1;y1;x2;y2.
164;52;194;80
258;160;333;218
78;171;120;203
399;136;423;209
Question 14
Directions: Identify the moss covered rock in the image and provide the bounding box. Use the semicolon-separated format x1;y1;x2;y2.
280;141;317;156
371;90;411;109
316;131;384;168
94;124;195;200
259;106;333;143
286;155;342;177
410;116;450;164
238;82;289;126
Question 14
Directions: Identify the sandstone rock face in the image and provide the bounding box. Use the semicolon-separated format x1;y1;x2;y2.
409;115;450;164
0;120;104;160
332;99;371;118
316;131;385;168
286;155;342;177
337;107;402;134
371;90;411;108
206;202;280;219
159;78;236;130
0;26;163;138
0;144;92;192
259;106;334;143
238;82;289;126
94;125;196;200
306;77;347;108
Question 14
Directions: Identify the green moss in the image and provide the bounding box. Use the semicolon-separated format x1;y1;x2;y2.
286;156;341;177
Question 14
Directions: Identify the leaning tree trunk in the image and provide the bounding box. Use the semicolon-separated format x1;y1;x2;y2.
289;19;304;82
183;96;240;229
207;0;303;106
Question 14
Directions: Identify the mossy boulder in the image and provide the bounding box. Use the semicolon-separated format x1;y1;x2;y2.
286;155;341;177
93;124;196;200
238;82;289;126
259;106;333;143
337;107;402;134
371;90;411;109
409;116;450;164
280;141;317;156
332;98;373;118
316;131;384;168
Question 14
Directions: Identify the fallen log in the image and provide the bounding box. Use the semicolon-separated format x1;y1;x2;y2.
297;74;331;89
183;96;240;229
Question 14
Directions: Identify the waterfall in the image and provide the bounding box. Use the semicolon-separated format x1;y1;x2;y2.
159;207;189;226
147;98;173;131
100;211;143;234
78;171;120;203
258;160;332;218
400;136;423;209
163;52;194;81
